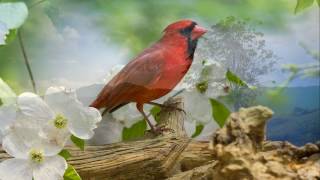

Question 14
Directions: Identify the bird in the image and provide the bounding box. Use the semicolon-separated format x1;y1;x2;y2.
90;19;207;133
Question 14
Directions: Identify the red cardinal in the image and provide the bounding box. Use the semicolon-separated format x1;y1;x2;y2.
90;20;207;132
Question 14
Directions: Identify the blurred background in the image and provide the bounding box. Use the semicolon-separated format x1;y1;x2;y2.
0;0;319;145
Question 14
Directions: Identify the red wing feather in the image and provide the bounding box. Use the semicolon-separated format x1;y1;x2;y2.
90;45;165;111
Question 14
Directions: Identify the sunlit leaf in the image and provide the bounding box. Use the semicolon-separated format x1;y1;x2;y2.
59;149;72;160
4;29;17;44
70;135;85;151
0;2;28;29
191;124;204;138
210;98;231;128
150;106;161;123
122;119;146;141
226;69;248;87
0;78;16;105
64;165;82;180
294;0;315;14
248;85;257;90
283;64;299;74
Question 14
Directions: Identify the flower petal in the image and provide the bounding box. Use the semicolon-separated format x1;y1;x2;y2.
88;114;124;145
45;87;102;139
17;92;54;124
0;104;16;137
2;120;41;158
112;103;144;128
68;106;101;139
3;115;66;158
0;2;28;29
39;123;70;156
182;91;212;124
0;158;33;180
44;86;76;114
0;78;17;105
33;156;67;180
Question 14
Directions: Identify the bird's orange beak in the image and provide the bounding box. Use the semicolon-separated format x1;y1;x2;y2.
191;25;207;40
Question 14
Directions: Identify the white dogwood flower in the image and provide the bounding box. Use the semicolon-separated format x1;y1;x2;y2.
0;117;67;180
17;87;102;149
0;84;101;179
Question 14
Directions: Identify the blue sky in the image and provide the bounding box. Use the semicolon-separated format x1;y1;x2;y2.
261;7;319;87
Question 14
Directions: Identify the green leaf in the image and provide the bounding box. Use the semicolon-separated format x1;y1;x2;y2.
191;124;204;138
5;29;17;44
70;135;85;151
0;78;16;105
59;149;71;160
122;120;146;141
226;69;247;87
210;98;231;128
294;0;315;14
64;165;82;180
283;64;299;74
0;2;28;29
150;106;161;123
317;0;320;6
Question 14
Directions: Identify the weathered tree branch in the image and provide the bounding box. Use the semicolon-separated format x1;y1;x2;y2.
64;97;212;179
0;97;212;179
1;99;319;180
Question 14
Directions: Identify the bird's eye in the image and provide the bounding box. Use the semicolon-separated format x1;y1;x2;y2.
179;22;197;37
180;26;192;36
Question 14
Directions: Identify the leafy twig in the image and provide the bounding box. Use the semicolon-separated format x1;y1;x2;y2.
18;30;37;93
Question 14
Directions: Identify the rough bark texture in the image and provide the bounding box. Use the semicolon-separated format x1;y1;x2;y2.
0;99;319;180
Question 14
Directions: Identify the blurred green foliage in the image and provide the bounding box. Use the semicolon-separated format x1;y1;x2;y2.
0;0;296;92
295;0;319;14
93;0;292;54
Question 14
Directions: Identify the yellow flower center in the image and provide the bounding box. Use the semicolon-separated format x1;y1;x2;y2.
54;114;68;129
29;149;44;163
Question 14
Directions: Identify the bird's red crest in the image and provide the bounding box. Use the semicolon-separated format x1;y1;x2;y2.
163;19;195;32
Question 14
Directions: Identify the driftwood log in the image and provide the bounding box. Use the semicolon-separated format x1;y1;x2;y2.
1;97;319;180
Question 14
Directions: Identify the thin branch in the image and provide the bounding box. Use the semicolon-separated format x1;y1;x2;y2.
18;30;37;93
